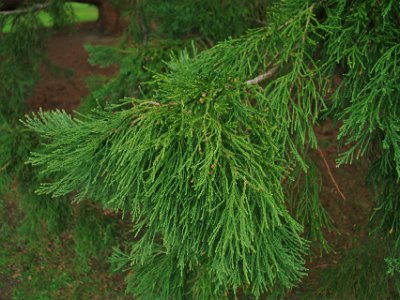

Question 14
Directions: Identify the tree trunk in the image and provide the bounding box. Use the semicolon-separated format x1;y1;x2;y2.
73;0;119;33
96;1;119;33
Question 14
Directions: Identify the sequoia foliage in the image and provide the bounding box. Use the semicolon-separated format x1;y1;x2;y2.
1;0;400;299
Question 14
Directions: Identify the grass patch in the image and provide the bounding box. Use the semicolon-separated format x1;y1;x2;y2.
0;194;128;300
68;3;99;23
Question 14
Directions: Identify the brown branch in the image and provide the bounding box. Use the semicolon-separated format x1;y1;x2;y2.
245;65;279;85
145;101;161;106
140;100;177;107
317;147;346;200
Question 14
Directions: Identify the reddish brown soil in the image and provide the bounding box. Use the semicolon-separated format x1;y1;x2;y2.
316;120;372;245
27;23;118;112
284;120;374;298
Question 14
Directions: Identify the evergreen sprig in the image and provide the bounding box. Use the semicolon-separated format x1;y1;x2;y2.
25;90;307;297
23;1;335;297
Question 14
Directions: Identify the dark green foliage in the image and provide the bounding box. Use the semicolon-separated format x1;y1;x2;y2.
18;192;72;240
0;11;46;116
386;252;400;295
317;238;392;300
287;160;334;253
0;0;72;238
0;0;73;191
318;1;400;298
72;201;124;270
114;0;271;43
0;194;129;300
81;39;192;112
0;126;36;191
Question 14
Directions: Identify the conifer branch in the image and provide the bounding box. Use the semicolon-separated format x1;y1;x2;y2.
244;3;316;86
245;3;316;86
0;3;49;16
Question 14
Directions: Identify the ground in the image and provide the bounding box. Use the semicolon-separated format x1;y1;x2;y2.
1;22;127;300
0;21;374;299
27;23;117;112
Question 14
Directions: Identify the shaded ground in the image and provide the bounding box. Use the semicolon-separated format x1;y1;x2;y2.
27;23;118;112
0;190;129;300
291;122;374;297
1;22;126;300
3;21;375;299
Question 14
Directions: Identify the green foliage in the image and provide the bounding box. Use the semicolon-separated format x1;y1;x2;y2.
0;1;72;246
386;253;400;295
72;201;124;271
17;192;72;240
0;0;127;287
1;0;400;298
114;0;272;43
287;160;334;253
0;0;75;192
25;95;307;298
1;2;97;32
325;2;400;297
81;39;192;112
317;239;391;300
24;2;332;297
0;11;46;115
0;195;128;300
21;0;344;297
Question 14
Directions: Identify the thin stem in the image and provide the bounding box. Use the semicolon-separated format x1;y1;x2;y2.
245;65;279;85
0;3;49;16
317;147;346;200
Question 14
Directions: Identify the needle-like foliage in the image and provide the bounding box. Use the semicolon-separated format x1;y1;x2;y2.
3;0;400;298
24;2;330;297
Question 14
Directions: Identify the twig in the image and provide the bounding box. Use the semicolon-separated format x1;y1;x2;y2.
312;263;335;270
0;3;49;16
0;162;10;173
317;147;346;200
141;100;177;107
245;65;279;85
279;3;316;31
145;101;161;106
136;6;148;43
245;4;316;86
302;5;312;44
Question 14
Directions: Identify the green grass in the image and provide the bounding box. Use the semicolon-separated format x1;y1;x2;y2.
2;3;98;33
68;3;99;23
0;194;129;300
